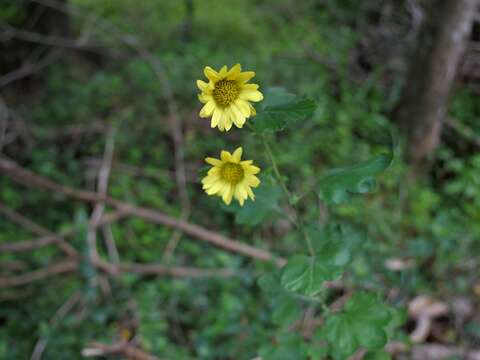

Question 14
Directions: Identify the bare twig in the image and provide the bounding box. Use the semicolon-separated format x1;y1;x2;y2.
0;201;79;257
0;156;285;266
101;225;120;264
0;96;8;151
33;121;108;139
82;341;162;360
31;290;82;360
86;126;116;264
0;22;100;51
0;260;78;288
0;210;127;253
0;201;49;236
0;50;62;88
114;262;237;278
0;257;236;289
83;157;198;183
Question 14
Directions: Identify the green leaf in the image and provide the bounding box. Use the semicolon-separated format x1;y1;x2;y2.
322;292;395;359
324;315;358;357
252;87;317;132
272;296;301;325
258;272;302;327
281;254;343;297
281;224;366;297
318;153;393;204
260;87;296;108
223;182;282;225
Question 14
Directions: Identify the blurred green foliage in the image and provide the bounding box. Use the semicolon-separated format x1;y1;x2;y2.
1;0;479;359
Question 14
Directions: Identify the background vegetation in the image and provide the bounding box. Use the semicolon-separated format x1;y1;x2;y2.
0;0;479;359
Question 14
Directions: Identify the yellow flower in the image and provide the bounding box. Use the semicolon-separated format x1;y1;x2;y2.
197;64;264;131
202;147;261;206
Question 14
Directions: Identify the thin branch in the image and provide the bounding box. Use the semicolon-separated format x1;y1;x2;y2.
33;121;108;139
83;157;198;183
0;201;50;236
0;258;237;289
0;210;127;253
0;50;62;88
0;260;78;288
82;341;162;360
0;156;285;266
115;262;237;278
0;22;100;51
86;126;116;264
31;290;82;360
0;201;79;257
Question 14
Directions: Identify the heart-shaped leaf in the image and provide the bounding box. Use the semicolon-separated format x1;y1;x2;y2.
322;292;398;359
318;153;393;204
252;87;317;132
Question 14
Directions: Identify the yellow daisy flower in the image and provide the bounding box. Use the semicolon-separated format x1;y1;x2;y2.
202;147;261;206
197;64;264;131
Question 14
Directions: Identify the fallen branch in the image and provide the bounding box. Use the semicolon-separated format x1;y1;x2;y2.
31;290;82;360
0;260;78;288
0;201;79;257
0;211;127;253
0;258;237;289
82;341;162;360
0;156;285;266
115;262;237;278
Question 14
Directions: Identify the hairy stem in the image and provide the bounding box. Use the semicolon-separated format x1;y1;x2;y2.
261;134;315;256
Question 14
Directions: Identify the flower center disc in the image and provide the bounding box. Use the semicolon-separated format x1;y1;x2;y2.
213;80;240;107
221;162;244;184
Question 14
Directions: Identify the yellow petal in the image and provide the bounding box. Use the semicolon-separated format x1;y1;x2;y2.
249;103;257;116
222;184;234;205
231;104;246;128
224;117;233;131
219;65;228;77
240;90;264;102
202;175;220;186
235;185;248;200
206;181;224;195
241;83;259;91
205;157;222;166
235;99;251;117
220;150;232;162
200;101;215;118
226;63;242;79
197;80;209;91
208;167;220;176
198;93;208;104
237;71;255;83
248;175;261;187
204;66;221;82
211;108;223;128
245;164;261;175
246;187;255;200
232;147;243;163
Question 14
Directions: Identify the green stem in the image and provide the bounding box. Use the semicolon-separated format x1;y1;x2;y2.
261;134;315;256
262;135;293;202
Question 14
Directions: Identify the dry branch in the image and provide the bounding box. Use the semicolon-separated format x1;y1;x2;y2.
0;210;126;253
0;201;79;257
0;156;286;266
82;341;162;360
0;260;78;288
